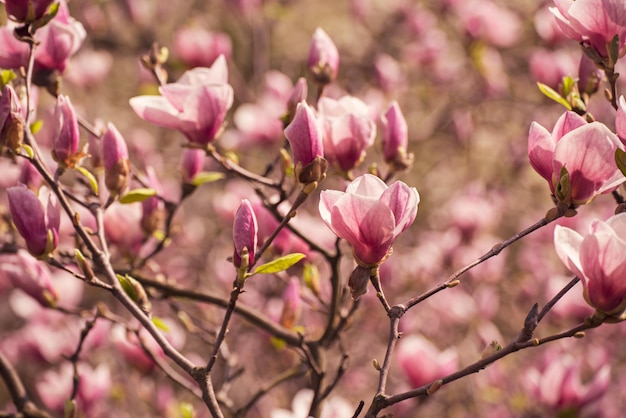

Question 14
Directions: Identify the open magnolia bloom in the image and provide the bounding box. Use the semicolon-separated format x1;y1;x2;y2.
129;55;234;145
528;111;625;206
554;213;626;317
319;174;419;266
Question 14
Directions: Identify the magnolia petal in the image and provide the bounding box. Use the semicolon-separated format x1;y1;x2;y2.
129;96;185;130
528;122;555;182
554;225;585;279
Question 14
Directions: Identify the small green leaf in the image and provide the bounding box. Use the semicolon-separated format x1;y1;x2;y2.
0;70;16;89
75;166;99;194
117;274;137;301
64;399;78;418
252;253;306;275
190;171;225;187
537;82;572;110
616;148;626;177
152;316;170;332
21;144;34;159
119;188;157;204
178;402;195;418
30;119;43;135
561;75;576;96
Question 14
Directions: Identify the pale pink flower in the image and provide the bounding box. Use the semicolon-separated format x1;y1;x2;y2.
528;111;625;205
455;0;522;48
129;55;234;145
555;212;626;315
380;101;412;171
396;335;458;388
319;174;419;265
318;95;376;173
550;0;626;58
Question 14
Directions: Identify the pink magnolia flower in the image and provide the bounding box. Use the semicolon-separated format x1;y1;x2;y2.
129;55;234;145
554;212;626;315
318;95;376;173
173;26;232;68
528;111;625;205
233;199;258;268
396;335;459;388
308;28;340;84
319;174;419;266
525;353;610;413
7;185;60;257
550;0;626;58
181;148;205;184
0;250;58;306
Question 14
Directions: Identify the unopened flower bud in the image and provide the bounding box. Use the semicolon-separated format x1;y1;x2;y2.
233;199;258;270
52;95;84;169
284;101;327;184
381;101;414;172
0;85;24;152
308;28;339;85
5;0;55;23
7;185;60;257
348;265;370;300
102;122;130;199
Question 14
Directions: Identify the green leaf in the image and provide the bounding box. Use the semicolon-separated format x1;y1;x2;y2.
21;144;34;159
0;70;16;89
117;274;137;301
119;188;157;204
616;148;626;177
251;253;305;275
75;166;99;194
178;402;195;418
64;399;78;418
561;75;576;96
30;119;43;135
190;171;225;187
152;316;170;332
537;82;572;110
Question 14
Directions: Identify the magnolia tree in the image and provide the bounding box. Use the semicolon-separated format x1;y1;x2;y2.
2;0;626;417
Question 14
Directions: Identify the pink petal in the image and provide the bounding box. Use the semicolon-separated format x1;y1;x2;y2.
554;225;585;279
528;121;555;182
129;96;185;130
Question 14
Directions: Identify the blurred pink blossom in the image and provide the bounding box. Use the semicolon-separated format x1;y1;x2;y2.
173;26;232;68
529;49;579;89
0;250;58;306
63;49;113;88
455;0;522;48
396;335;459;388
525;351;610;413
